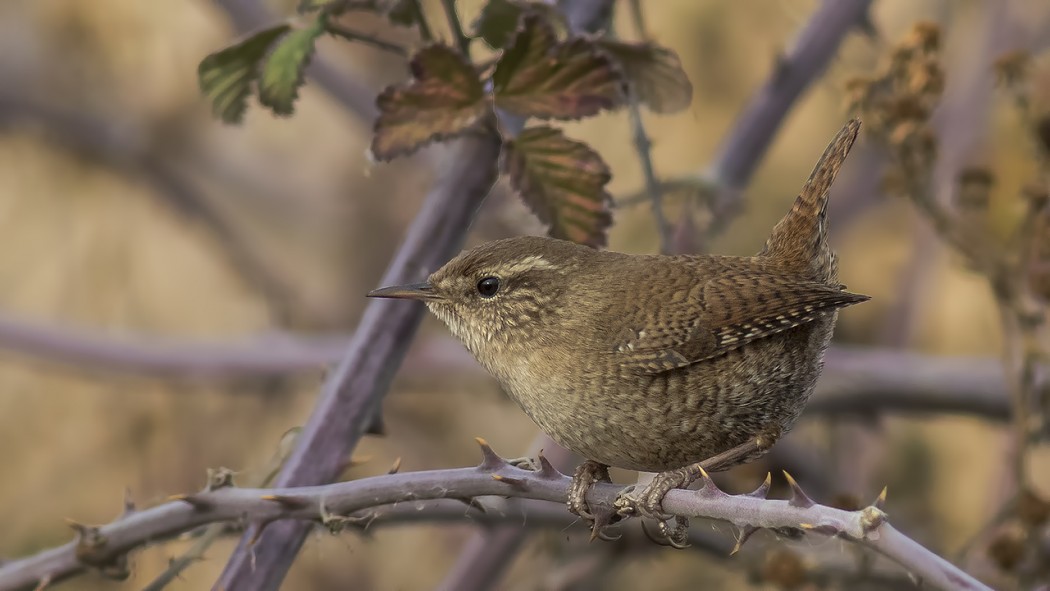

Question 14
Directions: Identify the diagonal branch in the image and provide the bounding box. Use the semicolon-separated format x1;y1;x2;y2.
213;132;501;590
703;0;873;225
0;445;990;591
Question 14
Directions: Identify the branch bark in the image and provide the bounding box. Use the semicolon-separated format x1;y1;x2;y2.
0;446;991;591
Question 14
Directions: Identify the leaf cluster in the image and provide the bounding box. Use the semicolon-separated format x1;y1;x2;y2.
198;1;694;246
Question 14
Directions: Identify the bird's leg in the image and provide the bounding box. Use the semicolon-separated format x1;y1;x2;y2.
568;460;621;540
616;427;783;548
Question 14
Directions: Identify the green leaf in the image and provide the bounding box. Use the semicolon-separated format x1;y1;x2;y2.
473;0;524;49
258;17;328;116
198;24;291;124
473;0;567;49
372;45;489;161
503;126;613;246
492;14;625;119
597;40;693;114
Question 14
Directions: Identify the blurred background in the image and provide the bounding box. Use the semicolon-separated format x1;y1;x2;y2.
1;0;1049;589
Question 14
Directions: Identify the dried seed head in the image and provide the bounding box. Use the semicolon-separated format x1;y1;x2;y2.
1023;182;1050;211
994;50;1030;88
1016;488;1050;527
903;21;941;54
987;527;1026;572
1035;114;1050;156
956;166;995;211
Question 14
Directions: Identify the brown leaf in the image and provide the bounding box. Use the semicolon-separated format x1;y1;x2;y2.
596;40;693;113
372;45;489;160
502;126;612;246
492;14;624;119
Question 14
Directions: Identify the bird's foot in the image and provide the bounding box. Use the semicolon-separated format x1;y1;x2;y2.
568;461;620;540
613;466;703;549
613;432;785;549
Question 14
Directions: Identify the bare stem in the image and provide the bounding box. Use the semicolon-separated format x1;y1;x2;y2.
325;23;408;56
407;0;434;42
440;0;471;57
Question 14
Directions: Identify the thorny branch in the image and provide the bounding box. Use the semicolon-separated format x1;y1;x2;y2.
0;441;991;591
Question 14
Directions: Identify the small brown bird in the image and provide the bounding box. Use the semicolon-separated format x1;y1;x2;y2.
370;120;867;542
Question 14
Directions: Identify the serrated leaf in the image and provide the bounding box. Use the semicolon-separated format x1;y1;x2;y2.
597;40;693;114
198;24;291;124
372;45;489;160
503;126;612;246
473;0;568;50
258;17;327;116
492;14;625;119
474;0;524;49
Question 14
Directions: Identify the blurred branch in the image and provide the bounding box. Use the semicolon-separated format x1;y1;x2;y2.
618;0;873;247
0;313;346;380
214;0;379;121
214;131;500;590
0;445;990;591
813;347;1009;421
703;0;873;229
0;92;302;319
0;310;1011;421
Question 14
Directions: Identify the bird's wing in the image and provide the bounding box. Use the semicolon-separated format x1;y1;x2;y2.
612;271;868;374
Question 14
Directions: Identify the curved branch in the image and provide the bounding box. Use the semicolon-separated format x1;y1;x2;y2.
0;447;989;591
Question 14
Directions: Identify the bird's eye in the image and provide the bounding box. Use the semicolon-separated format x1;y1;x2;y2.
476;276;501;298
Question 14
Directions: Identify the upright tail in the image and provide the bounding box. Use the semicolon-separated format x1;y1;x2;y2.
761;119;861;281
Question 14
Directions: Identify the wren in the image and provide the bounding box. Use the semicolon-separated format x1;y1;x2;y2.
369;120;868;543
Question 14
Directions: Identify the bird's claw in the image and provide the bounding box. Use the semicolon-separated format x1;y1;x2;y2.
614;466;702;549
568;461;619;539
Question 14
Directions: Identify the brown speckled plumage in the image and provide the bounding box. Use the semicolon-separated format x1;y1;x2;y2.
371;120;866;474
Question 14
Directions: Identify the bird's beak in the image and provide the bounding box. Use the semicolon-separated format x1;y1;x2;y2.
367;282;443;301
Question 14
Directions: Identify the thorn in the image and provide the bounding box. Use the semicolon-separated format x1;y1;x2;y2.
782;471;814;509
248;518;278;546
536;449;561;479
33;574;51;591
874;486;888;510
387;457;402;475
731;525;759;555
746;473;772;499
122;488;135;516
696;465;726;497
475;437;507;472
261;494;309;510
169;494;212;511
490;473;526;489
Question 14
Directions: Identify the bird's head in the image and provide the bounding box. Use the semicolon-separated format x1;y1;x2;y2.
368;236;597;358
